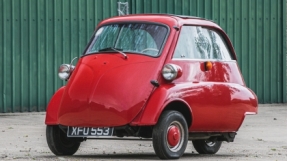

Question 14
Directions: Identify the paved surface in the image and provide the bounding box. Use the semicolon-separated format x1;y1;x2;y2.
0;104;286;161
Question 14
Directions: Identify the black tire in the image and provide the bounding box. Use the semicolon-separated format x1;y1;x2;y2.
46;125;81;155
152;110;188;159
192;139;222;154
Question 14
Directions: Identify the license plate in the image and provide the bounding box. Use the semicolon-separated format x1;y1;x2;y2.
67;127;114;137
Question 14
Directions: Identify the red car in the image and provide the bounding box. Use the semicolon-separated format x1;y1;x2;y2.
45;14;258;159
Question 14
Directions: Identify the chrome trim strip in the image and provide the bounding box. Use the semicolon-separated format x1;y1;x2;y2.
171;58;236;62
245;112;257;115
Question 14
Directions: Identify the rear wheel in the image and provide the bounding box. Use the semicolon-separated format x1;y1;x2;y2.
46;125;81;155
152;110;188;159
192;139;222;154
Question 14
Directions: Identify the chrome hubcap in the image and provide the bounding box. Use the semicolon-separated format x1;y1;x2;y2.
205;140;216;147
166;121;184;152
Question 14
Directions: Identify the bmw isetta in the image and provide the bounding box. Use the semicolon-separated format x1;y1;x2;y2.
45;14;258;159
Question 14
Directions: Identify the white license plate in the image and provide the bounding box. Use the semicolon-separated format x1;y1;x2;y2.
67;127;114;137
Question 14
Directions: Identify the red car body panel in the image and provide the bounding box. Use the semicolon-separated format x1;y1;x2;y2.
45;86;65;125
131;82;257;131
45;14;258;133
57;54;163;127
130;60;257;132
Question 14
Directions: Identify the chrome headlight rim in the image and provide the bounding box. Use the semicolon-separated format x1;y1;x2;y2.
162;64;179;81
58;64;74;80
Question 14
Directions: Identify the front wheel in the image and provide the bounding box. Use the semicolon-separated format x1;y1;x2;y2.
46;125;81;155
152;110;188;159
192;139;222;154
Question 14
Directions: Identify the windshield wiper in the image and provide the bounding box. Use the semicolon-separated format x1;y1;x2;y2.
99;47;128;59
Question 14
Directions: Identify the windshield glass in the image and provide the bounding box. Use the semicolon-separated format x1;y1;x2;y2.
85;23;168;57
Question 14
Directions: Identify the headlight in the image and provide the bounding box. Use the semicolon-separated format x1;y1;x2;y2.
58;64;74;80
162;64;182;81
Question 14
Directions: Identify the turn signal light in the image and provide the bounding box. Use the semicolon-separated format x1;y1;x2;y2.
204;61;212;71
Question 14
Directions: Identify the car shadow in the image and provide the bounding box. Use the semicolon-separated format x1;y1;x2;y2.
39;153;244;160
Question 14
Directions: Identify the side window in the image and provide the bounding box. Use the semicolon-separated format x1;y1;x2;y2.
173;26;233;60
194;27;212;59
208;30;233;60
173;26;198;59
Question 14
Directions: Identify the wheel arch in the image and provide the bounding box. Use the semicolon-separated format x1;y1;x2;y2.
162;99;193;128
45;86;65;125
130;85;194;127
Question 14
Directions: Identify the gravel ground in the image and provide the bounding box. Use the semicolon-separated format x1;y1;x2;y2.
0;104;286;161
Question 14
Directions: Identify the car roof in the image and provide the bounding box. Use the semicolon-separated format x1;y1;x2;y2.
100;13;218;28
119;13;212;21
139;13;207;20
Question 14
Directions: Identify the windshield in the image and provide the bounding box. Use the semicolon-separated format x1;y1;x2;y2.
85;23;168;57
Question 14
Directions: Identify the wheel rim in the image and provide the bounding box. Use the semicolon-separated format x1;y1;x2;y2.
166;121;184;152
205;140;216;147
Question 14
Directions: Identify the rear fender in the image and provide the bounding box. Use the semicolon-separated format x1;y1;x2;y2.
130;84;193;126
45;86;65;125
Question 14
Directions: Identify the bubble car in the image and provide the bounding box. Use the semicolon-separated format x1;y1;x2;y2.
45;14;258;159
